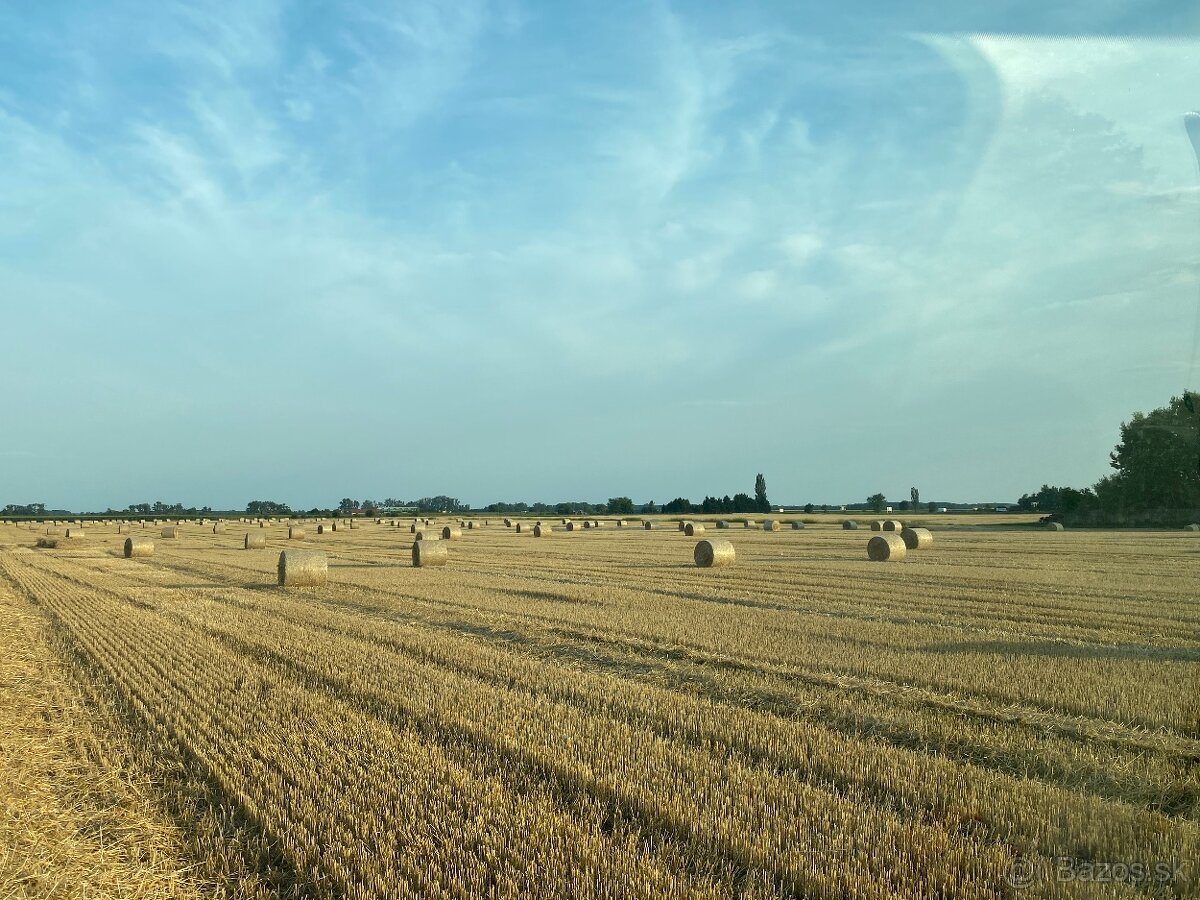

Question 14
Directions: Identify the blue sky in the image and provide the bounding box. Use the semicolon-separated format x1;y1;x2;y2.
1;1;1198;510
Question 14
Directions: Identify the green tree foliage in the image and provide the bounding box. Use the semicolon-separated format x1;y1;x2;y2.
867;493;886;513
247;500;292;516
1101;394;1199;510
607;497;635;514
754;473;770;512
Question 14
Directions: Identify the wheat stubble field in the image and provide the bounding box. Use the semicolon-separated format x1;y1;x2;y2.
0;518;1196;899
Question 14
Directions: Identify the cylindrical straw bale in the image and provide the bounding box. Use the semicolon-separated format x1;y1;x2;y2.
870;521;884;531
244;533;266;549
504;518;513;527
278;550;327;586
583;520;592;529
644;521;653;530
161;527;178;539
901;527;933;550
791;521;805;530
566;522;578;532
412;540;449;567
684;522;705;536
124;537;153;558
868;534;906;561
715;520;729;529
288;526;307;540
842;520;859;530
616;520;626;527
694;538;735;568
468;521;477;529
442;527;462;540
213;523;226;534
677;521;687;532
516;523;524;533
1046;522;1065;531
763;520;781;532
533;524;552;537
743;520;756;528
66;528;85;538
883;520;903;532
45;526;63;536
317;524;327;534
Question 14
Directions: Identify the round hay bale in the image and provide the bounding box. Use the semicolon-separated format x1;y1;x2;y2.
212;523;226;534
503;518;513;527
677;521;687;532
124;537;154;558
278;550;327;586
1046;522;1065;532
288;526;307;540
694;538;735;568
561;518;570;525
533;524;552;537
317;524;328;535
842;520;859;530
348;521;357;530
412;540;449;567
592;520;601;528
410;523;420;533
715;520;729;529
566;522;578;532
763;520;781;532
870;521;884;532
901;527;933;550
330;523;340;532
116;524;130;534
415;530;432;541
583;521;592;529
45;526;63;536
1186;523;1200;532
743;520;756;528
616;520;626;527
442;527;462;541
791;521;805;530
515;522;524;533
684;522;705;536
66;528;85;538
244;533;266;549
868;534;906;562
161;527;178;539
375;518;383;525
644;521;653;530
468;521;477;529
883;520;903;532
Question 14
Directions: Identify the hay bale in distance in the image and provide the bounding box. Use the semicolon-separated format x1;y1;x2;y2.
533;524;552;537
515;523;523;533
883;520;903;532
467;521;477;529
244;533;267;549
677;521;687;532
842;520;859;530
161;527;178;539
616;520;626;527
694;538;735;568
791;521;805;530
442;527;462;541
583;521;592;529
684;522;705;537
566;522;578;532
45;526;63;536
901;527;933;550
410;523;419;533
743;520;756;528
412;540;449;567
278;550;328;586
213;523;226;534
316;524;327;535
763;520;781;532
124;537;154;558
644;521;653;530
66;528;85;538
1046;522;1065;531
715;521;729;529
868;534;907;562
289;526;307;540
503;518;513;527
870;521;884;532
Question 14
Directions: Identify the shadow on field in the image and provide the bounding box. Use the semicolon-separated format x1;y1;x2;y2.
924;639;1200;663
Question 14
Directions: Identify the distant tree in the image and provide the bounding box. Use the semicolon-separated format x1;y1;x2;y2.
803;503;814;514
338;498;357;513
1101;393;1199;510
898;500;911;512
911;486;920;508
642;500;658;514
926;501;937;513
731;492;755;513
247;500;292;516
607;497;635;514
754;474;770;513
663;497;693;514
867;493;886;513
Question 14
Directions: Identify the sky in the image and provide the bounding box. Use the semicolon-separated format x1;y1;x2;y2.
1;1;1198;511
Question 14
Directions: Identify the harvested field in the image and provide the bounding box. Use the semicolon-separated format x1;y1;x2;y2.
0;517;1196;898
